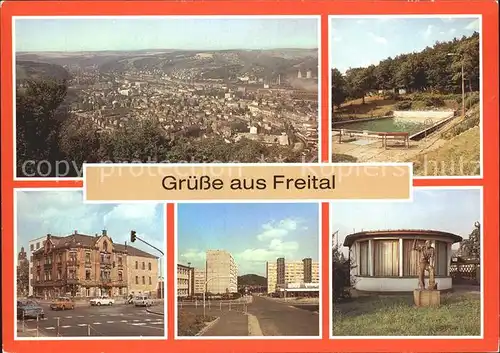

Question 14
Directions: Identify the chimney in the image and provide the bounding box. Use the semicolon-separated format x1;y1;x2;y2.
102;229;107;236
74;230;78;235
47;234;51;239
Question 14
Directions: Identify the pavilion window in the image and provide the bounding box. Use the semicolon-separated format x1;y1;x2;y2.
358;241;369;276
373;240;399;277
403;239;426;276
435;241;448;276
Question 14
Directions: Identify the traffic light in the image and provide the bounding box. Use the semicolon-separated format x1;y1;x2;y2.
130;230;137;242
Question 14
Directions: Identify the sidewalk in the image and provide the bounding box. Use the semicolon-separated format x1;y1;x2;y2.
201;311;248;336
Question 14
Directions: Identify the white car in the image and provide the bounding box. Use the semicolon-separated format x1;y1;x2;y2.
134;296;154;307
90;296;114;306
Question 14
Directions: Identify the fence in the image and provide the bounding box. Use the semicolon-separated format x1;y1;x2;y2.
177;299;248;314
450;261;480;285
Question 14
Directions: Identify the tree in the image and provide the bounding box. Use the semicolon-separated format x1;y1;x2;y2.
344;67;373;104
16;79;68;177
331;68;348;109
332;239;353;303
17;259;29;297
459;221;481;260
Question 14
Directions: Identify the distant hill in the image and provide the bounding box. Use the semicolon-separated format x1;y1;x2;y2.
16;60;70;83
17;49;319;80
238;274;267;286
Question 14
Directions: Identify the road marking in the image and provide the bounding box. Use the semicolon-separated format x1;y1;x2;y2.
64;316;73;318
41;318;48;321
247;313;264;336
77;324;87;327
155;318;162;321
106;321;115;324
144;319;152;321
100;314;106;317
26;319;34;322
131;323;146;326
77;315;84;318
92;322;102;325
61;325;71;328
120;320;128;323
151;321;164;325
45;327;55;330
287;306;299;309
133;319;140;322
136;324;164;330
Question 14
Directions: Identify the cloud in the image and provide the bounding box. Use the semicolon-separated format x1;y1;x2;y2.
179;249;206;263
465;19;480;31
368;32;388;45
256;218;300;241
449;28;457;35
16;190;165;259
331;27;342;42
441;17;457;23
422;24;435;39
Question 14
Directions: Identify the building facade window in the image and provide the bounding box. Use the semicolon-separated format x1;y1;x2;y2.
135;261;138;269
149;277;152;285
358;241;369;276
135;276;139;284
142;276;145;284
403;239;425;276
142;262;145;270
435;241;448;276
373;240;399;277
148;262;151;271
86;270;91;280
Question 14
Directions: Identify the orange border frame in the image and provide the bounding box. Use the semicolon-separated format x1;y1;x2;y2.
1;1;498;352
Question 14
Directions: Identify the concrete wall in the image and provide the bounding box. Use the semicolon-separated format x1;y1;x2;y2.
354;276;452;292
393;110;454;119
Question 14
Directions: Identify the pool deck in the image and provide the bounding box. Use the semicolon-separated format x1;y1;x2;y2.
332;130;448;162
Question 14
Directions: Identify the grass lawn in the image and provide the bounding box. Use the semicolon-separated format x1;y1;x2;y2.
334;96;397;119
177;311;217;336
412;126;480;176
332;292;481;336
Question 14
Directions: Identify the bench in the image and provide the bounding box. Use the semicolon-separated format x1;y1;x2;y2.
378;132;410;149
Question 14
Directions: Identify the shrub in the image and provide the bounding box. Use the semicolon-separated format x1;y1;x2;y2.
382;91;399;100
464;92;480;108
423;96;446;107
394;101;412;110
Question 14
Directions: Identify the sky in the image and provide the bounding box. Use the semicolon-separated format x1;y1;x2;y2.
177;203;319;277
332;188;481;255
16;190;165;274
330;16;481;73
15;17;318;52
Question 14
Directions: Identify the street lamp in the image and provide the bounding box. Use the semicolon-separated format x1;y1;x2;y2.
447;53;465;118
202;275;233;318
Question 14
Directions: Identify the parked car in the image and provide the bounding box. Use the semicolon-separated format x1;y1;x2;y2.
50;297;75;310
90;296;114;306
17;300;44;319
134;295;154;307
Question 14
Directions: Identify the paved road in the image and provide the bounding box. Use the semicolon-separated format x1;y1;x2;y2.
246;296;319;336
178;295;319;337
18;303;165;337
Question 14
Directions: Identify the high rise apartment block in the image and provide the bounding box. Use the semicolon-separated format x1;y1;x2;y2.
206;250;238;294
266;257;319;293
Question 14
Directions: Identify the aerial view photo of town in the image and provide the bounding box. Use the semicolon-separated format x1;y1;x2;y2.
15;190;166;338
176;203;320;337
15;16;319;178
330;16;481;177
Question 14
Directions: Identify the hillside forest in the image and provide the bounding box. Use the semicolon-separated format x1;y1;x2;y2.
331;32;480;110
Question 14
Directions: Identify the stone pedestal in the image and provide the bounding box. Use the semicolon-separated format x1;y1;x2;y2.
413;289;440;307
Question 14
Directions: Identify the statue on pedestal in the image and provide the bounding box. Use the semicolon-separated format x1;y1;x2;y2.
412;238;436;290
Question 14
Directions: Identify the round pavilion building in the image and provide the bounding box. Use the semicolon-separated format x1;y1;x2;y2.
343;229;463;292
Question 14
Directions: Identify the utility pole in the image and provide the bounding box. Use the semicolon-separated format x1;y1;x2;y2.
447;53;465;117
